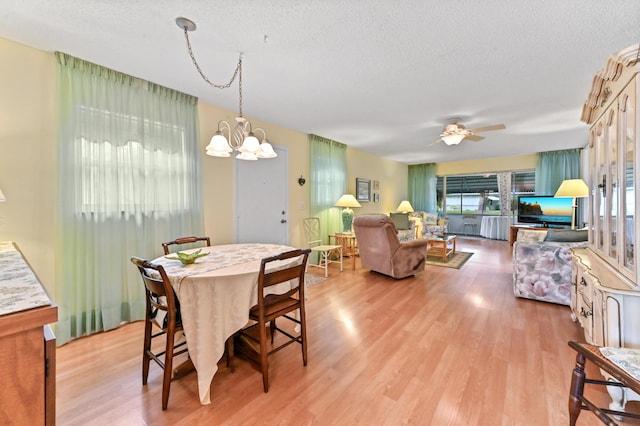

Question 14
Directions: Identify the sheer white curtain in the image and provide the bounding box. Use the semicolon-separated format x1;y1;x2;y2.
309;135;346;241
55;53;203;345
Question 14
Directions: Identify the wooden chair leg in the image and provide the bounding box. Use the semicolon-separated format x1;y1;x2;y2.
258;319;270;393
270;320;276;344
142;320;152;385
161;330;175;410
300;310;308;367
569;352;586;426
226;336;235;373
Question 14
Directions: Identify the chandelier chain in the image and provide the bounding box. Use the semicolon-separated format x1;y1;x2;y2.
238;57;243;117
177;17;276;159
182;28;242;93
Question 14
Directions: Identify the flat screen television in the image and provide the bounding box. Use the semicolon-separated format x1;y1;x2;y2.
517;195;573;227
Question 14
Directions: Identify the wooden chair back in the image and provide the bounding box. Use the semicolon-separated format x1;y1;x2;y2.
130;256;187;410
130;257;179;325
162;236;211;255
257;248;311;306
235;248;311;393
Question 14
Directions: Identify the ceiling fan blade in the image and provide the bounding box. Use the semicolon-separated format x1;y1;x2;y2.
468;124;506;133
465;134;485;142
428;138;444;146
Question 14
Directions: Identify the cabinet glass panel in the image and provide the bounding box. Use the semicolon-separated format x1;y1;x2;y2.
589;131;596;243
596;123;606;251
623;93;635;269
608;109;618;260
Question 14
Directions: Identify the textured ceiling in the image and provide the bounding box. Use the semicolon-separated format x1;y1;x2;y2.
1;1;639;164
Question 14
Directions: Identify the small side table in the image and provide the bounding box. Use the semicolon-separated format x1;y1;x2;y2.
426;235;457;261
329;233;358;270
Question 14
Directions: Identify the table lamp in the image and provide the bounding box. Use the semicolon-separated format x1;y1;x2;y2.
554;178;589;230
396;200;414;213
335;194;361;232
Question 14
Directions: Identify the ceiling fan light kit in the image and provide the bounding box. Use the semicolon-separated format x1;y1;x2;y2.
441;134;465;145
435;120;506;146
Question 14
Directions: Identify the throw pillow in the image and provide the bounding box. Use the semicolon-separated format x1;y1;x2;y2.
389;212;410;230
517;229;548;242
544;229;588;242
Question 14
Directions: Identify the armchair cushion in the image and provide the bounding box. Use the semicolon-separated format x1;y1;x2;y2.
516;229;547;242
353;214;428;279
544;229;588;242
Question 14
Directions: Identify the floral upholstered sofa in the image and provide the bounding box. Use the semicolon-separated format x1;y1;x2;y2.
512;229;588;305
396;212;448;242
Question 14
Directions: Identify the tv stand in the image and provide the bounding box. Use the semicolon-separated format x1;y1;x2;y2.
509;225;551;246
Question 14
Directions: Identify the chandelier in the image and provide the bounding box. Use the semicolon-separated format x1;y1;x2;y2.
176;17;277;160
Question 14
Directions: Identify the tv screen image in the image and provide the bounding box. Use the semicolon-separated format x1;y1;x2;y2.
517;196;573;227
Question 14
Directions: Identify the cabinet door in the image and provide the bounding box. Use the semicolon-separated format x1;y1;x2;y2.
620;85;636;275
595;121;607;252
607;108;618;260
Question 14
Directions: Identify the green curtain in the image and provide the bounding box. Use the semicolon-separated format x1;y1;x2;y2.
535;148;582;195
309;135;347;241
408;163;437;212
55;53;203;345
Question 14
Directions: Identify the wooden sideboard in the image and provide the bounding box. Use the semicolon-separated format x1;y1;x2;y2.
0;242;57;425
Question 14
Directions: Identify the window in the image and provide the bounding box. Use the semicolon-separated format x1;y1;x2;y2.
437;170;535;215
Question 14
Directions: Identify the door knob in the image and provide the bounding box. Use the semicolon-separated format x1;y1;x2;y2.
280;219;287;223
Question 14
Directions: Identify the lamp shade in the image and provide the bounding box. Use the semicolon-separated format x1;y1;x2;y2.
554;179;589;198
396;200;414;212
335;194;362;208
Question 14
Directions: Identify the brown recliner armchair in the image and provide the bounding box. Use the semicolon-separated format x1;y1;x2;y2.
353;214;429;279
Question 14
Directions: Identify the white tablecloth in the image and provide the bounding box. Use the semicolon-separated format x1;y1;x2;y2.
480;216;511;240
152;243;296;405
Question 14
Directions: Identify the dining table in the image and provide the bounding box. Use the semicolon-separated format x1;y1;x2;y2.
150;243;296;405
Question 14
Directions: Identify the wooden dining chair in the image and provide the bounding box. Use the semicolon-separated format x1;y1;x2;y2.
568;340;640;425
130;256;189;410
234;248;311;392
161;236;211;255
303;217;342;277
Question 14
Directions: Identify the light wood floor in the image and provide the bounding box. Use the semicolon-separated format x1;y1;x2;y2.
57;238;625;425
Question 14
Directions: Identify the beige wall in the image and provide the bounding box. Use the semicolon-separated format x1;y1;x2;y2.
0;38;57;294
436;153;538;176
0;37;410;300
197;102;312;248
346;147;408;216
0;37;542;301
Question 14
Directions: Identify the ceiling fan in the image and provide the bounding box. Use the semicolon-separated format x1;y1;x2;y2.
433;120;506;146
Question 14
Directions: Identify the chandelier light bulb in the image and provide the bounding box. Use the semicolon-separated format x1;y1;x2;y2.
257;141;277;158
240;133;260;153
236;151;258;160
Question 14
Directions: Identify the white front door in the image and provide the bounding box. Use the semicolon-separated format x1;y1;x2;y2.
235;146;289;244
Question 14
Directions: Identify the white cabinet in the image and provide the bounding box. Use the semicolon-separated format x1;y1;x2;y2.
573;43;640;414
573;248;640;348
582;44;639;284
